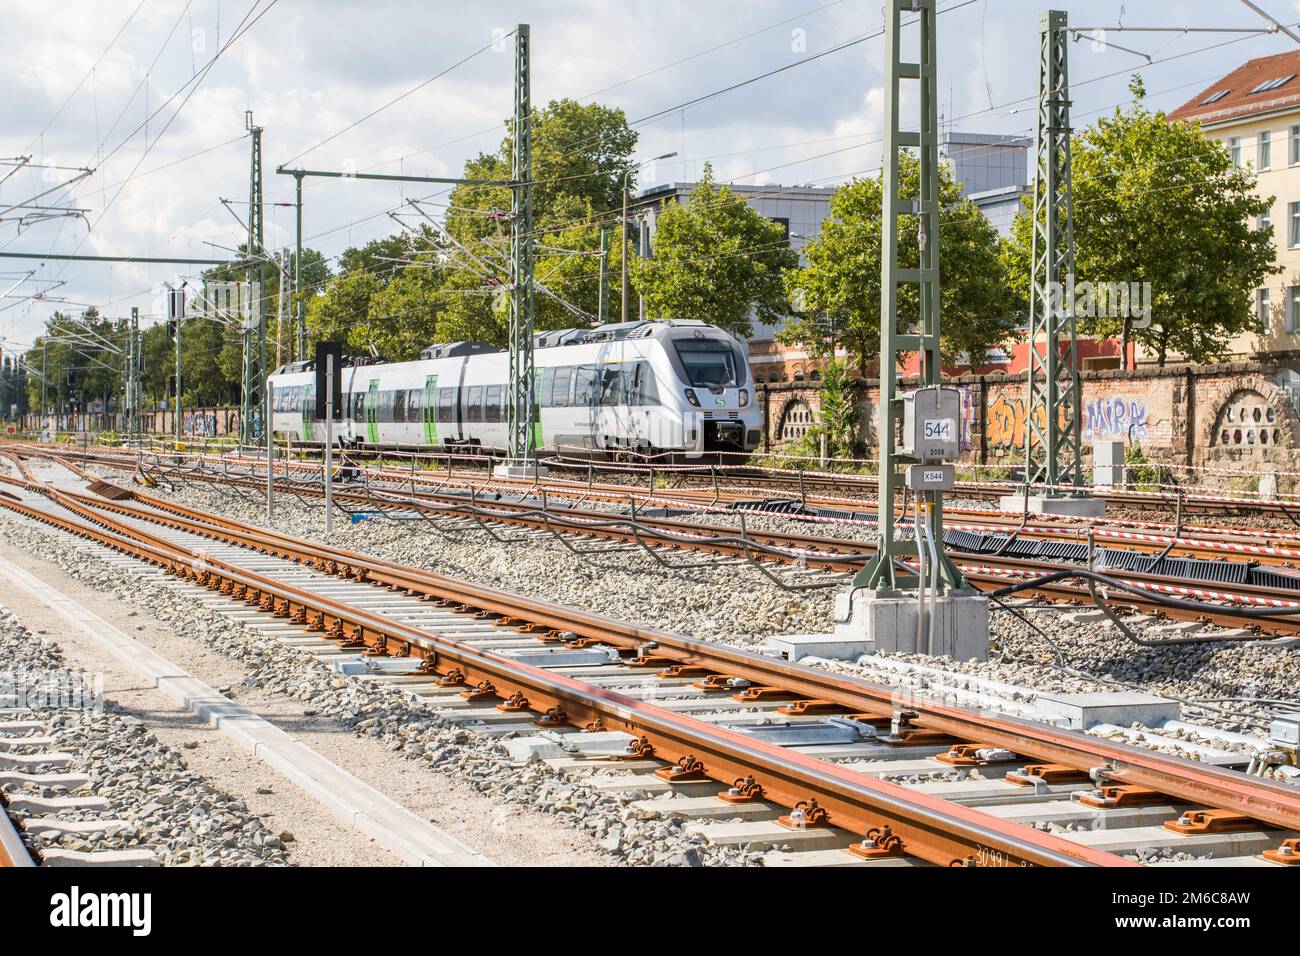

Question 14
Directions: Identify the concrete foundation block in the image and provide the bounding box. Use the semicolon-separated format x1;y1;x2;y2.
1033;691;1179;730
493;463;550;480
999;494;1106;518
832;589;989;661
767;633;873;663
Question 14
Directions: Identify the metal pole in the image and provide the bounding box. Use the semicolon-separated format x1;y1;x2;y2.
1025;9;1083;494
294;173;305;362
129;307;139;446
241;112;265;448
40;343;46;437
275;248;287;369
638;217;648;321
851;0;961;593
598;227;609;325
506;22;536;467
266;381;274;521
174;288;183;444
324;352;333;536
621;172;630;324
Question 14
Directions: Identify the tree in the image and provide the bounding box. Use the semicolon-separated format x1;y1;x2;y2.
632;164;797;338
815;359;861;459
439;98;638;342
781;152;1015;375
1003;74;1278;367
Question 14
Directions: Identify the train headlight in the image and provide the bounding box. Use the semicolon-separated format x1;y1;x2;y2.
738;388;749;407
684;388;700;407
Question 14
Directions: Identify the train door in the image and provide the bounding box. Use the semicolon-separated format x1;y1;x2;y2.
596;363;631;453
366;378;379;444
629;362;651;451
422;374;438;445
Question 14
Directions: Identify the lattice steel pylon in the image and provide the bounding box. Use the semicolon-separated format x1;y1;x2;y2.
240;112;267;447
506;24;537;465
854;0;964;593
1024;9;1083;492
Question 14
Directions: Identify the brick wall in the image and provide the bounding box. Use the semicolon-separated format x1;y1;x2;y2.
756;359;1300;469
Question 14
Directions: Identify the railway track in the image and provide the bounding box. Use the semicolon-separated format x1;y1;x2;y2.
0;458;1297;867
21;439;1300;524
0;709;159;869
18;446;1300;638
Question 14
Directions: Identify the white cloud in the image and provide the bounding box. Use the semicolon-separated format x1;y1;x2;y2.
1;0;1296;346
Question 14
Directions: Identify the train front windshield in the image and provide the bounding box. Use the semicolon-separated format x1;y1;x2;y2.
673;339;740;388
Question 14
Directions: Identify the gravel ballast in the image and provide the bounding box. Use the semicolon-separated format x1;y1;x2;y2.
99;469;1300;729
0;607;289;866
0;506;763;867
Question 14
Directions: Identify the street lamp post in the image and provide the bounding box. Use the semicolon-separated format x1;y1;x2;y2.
621;152;676;325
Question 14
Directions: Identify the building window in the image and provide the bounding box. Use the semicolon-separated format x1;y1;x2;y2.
1260;130;1273;169
1230;136;1242;167
1292;126;1300;165
1290;202;1300;247
1259;287;1272;333
1277;369;1300;415
1290;285;1300;333
1261;206;1273;233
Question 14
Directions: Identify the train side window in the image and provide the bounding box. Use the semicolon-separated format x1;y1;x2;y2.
465;385;482;423
551;367;573;407
437;387;455;423
636;362;660;406
484;384;503;422
538;368;554;408
378;390;395;423
393;389;407;423
354;391;365;420
574;365;598;405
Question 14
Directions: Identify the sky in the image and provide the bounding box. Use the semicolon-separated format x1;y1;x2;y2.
3;0;1300;351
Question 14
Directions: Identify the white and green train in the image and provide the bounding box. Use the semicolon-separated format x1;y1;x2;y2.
267;320;762;461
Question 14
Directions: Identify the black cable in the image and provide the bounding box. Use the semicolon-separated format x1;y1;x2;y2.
989;567;1300;624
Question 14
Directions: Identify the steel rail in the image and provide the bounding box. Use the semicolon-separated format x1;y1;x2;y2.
0;800;35;867
25;460;1300;637
0;482;1128;868
21;444;1300;550
12;472;1300;841
34;444;1300;566
21;440;1300;520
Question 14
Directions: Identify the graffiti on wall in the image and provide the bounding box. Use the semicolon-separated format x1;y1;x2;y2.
987;393;1148;449
987;395;1046;450
1084;397;1148;442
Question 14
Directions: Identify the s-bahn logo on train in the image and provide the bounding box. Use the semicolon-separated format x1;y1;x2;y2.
267;320;763;463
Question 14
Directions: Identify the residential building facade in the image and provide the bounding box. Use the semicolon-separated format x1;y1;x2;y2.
1169;50;1300;364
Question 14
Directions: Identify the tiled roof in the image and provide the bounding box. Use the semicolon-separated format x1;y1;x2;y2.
1169;50;1300;125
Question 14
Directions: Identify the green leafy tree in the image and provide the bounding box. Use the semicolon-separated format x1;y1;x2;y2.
24;309;130;420
305;100;637;356
1003;74;1278;367
815;359;861;459
782;153;1015;375
632;164;797;337
438;99;637;342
